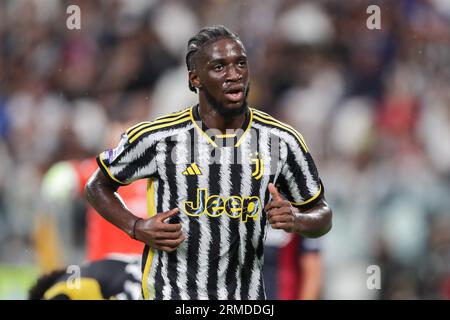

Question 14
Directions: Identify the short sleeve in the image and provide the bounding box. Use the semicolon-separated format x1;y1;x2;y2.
277;136;324;209
96;127;158;187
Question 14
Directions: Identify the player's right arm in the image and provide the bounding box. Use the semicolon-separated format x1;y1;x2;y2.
84;124;185;252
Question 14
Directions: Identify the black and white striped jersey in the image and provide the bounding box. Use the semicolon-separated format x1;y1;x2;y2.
96;105;324;300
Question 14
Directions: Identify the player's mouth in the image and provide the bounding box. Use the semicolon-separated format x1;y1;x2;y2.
224;85;245;103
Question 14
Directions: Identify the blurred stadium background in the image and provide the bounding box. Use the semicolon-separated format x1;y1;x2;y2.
1;0;450;299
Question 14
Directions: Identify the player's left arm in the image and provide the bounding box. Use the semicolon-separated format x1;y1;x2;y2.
265;184;332;238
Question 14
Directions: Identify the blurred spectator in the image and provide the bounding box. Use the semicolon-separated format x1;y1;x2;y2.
264;225;322;300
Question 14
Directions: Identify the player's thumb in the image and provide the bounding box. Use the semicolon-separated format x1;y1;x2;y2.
158;208;179;221
268;183;282;201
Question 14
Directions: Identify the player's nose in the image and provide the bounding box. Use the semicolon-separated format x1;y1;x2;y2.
226;65;242;82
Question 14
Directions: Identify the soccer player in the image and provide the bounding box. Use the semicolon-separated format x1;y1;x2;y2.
85;25;332;300
28;254;142;300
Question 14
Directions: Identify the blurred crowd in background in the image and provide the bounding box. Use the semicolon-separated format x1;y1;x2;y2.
1;0;450;299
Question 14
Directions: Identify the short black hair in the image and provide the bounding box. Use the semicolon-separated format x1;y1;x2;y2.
186;25;241;93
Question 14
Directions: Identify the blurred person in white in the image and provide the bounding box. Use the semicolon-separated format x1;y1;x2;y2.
278;52;345;157
419;81;450;175
38;93;149;270
148;1;199;119
417;212;450;299
3;90;74;262
0;140;13;252
318;96;381;299
34;98;107;268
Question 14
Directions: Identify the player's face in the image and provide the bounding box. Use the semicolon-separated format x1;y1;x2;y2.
194;38;249;116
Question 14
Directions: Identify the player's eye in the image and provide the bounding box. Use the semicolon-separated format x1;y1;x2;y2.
214;64;224;72
238;60;247;68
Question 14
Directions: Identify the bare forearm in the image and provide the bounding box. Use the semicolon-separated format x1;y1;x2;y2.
84;169;138;238
293;200;332;238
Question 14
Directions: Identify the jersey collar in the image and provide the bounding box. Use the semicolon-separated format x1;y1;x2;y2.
190;105;253;148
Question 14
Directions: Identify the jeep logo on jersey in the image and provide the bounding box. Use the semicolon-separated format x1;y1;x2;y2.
183;189;260;223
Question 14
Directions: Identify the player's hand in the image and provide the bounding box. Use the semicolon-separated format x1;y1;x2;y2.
265;183;298;233
135;208;185;252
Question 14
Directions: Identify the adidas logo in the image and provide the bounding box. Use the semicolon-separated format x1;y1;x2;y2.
182;163;202;175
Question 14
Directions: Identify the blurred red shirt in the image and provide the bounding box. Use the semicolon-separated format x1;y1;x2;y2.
72;158;147;261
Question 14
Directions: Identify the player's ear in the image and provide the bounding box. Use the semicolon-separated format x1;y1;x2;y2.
189;70;202;90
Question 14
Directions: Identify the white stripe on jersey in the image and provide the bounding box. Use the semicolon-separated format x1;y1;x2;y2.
248;126;271;299
196;138;212;300
175;132;190;299
147;250;160;300
255;124;272;218
253;123;284;191
217;147;233;300
134;158;157;181
249;259;261;300
277;137;302;201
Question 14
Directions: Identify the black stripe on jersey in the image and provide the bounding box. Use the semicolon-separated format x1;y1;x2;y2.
126;121;151;135
286;143;309;197
141;245;150;274
277;144;323;209
112;118;190;169
293;180;324;211
127;116;191;145
286;144;323;208
206;161;221;299
257;184;271;299
154;159;165;300
165;136;181;300
240;203;256;299
257;276;265;300
128;112;190;141
259;126;276;299
186;129;200;299
240;131;260;299
154;253;164;300
305;152;320;184
128;107;191;137
141;245;150;298
113;143;158;182
252;112;308;154
96;157;128;187
154;108;191;122
225;163;243;299
275;174;294;204
256;125;270;266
